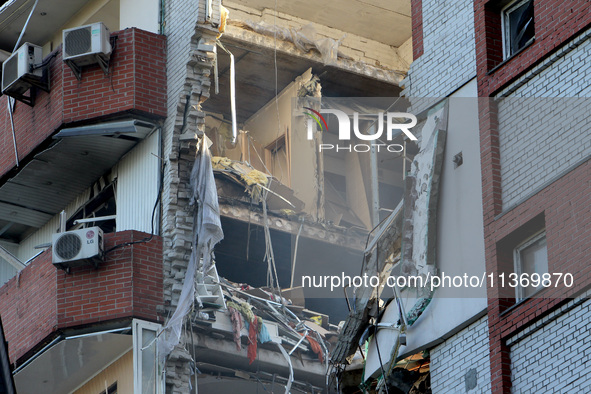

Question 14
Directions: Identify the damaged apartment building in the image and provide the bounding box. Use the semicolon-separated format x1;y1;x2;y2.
332;0;591;393
0;0;425;393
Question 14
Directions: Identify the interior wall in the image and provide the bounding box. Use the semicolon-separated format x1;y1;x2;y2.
73;350;134;394
218;68;321;217
45;0;121;56
120;0;159;33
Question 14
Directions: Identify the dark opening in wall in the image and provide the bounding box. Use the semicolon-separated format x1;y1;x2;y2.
484;0;535;71
67;182;116;234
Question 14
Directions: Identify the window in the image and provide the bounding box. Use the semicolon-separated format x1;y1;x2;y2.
133;319;163;394
514;230;548;301
99;382;117;394
502;0;535;59
265;133;290;185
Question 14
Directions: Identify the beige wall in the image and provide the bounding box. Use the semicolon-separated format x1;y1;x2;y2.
73;350;134;394
43;0;121;56
120;0;159;33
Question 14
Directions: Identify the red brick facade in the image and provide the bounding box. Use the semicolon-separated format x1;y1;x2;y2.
481;156;591;392
474;1;591;392
411;0;424;59
0;28;166;180
474;0;591;96
0;231;163;365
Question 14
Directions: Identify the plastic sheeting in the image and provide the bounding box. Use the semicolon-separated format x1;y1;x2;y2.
241;21;344;65
158;138;224;363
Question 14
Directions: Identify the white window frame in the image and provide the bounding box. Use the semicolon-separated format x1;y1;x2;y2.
513;230;547;302
133;319;163;394
501;0;535;59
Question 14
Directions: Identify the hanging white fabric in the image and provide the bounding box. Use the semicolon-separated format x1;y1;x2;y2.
158;137;224;363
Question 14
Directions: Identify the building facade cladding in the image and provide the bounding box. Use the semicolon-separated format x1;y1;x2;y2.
402;0;476;97
430;316;491;393
508;290;591;393
473;1;591;393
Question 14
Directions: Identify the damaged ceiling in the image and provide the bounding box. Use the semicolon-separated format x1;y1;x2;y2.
204;38;403;124
225;0;412;47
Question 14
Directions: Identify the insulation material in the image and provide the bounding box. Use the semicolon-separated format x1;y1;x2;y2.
239;21;344;65
361;106;448;383
401;106;447;293
158;138;224;363
240;169;268;187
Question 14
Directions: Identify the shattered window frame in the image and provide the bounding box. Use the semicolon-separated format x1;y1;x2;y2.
513;230;548;302
501;0;535;59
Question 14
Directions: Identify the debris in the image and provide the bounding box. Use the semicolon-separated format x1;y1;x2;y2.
247;317;258;364
227;304;243;350
212;156;304;210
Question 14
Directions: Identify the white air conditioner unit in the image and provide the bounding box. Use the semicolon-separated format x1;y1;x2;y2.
52;227;104;272
63;22;112;79
1;42;42;97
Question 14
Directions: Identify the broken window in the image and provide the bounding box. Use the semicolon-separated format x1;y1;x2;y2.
514;230;548;301
66;181;116;233
502;0;535;59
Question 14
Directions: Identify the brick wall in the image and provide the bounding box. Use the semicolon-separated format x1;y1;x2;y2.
0;231;163;364
482;153;591;392
475;2;591;390
480;123;591;392
0;250;57;365
161;1;220;391
430;316;491;393
57;231;163;328
411;0;424;59
0;47;64;180
402;0;476;97
0;28;166;180
498;96;591;210
62;28;166;123
508;290;591;392
493;24;591;221
475;0;591;96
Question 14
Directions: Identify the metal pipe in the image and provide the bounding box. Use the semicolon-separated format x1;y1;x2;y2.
288;330;309;356
216;41;237;143
59;210;66;232
7;102;18;167
289;222;303;288
65;327;130;340
276;343;293;394
369;123;380;227
13;0;39;51
73;215;117;225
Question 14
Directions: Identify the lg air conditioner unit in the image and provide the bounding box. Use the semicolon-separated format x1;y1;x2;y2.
1;42;43;98
52;227;104;272
63;22;112;79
